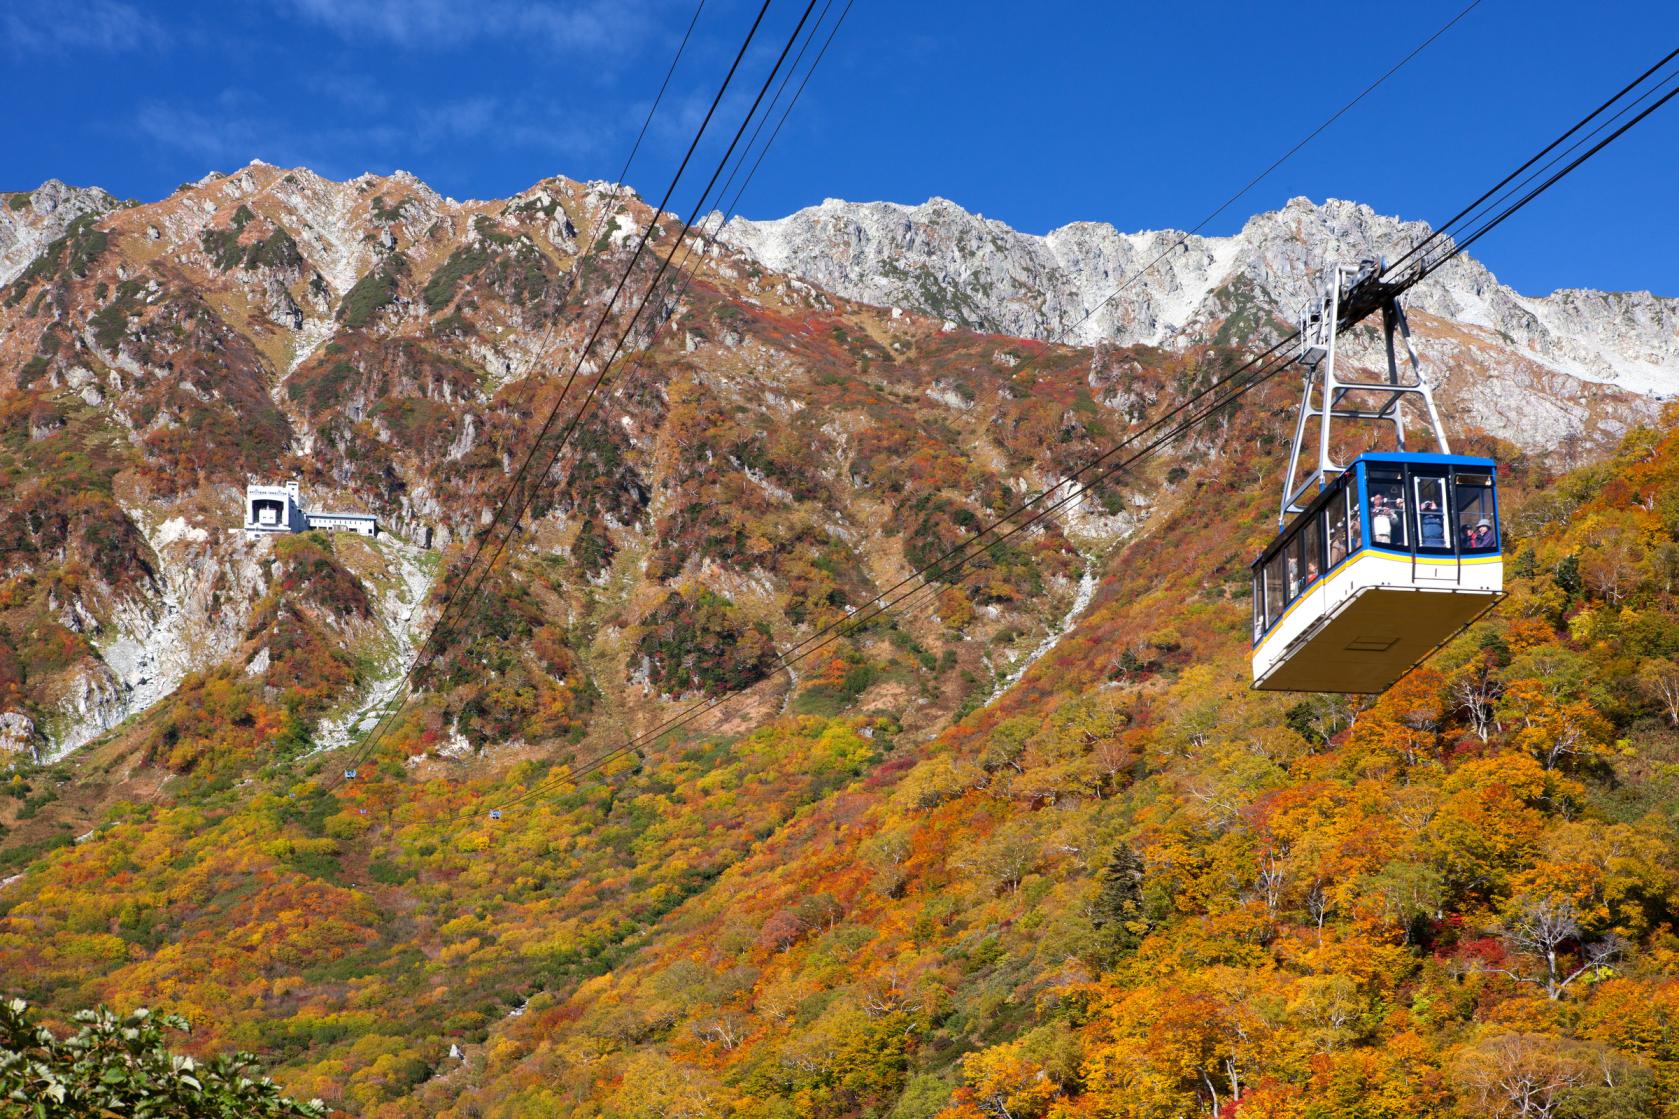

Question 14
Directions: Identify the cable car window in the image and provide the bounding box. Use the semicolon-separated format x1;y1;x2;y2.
1286;536;1302;601
1252;570;1265;642
1265;551;1286;625
1368;472;1406;547
1456;472;1497;553
1414;475;1450;550
1326;486;1348;568
1301;514;1323;586
1347;484;1362;553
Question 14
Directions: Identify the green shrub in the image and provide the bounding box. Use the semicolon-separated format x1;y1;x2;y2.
0;999;324;1117
338;255;408;328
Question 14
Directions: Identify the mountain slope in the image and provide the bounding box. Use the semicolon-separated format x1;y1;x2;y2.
2;164;1678;1119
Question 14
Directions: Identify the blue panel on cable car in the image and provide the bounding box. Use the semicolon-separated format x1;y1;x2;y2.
1249;452;1503;694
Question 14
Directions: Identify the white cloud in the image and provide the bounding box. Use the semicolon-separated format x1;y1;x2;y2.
279;0;646;53
3;0;163;53
132;90;603;183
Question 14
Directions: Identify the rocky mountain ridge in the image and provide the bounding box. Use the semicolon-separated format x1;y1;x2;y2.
723;195;1679;399
0;179;119;289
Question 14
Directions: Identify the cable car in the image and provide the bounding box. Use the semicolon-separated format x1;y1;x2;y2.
343;768;358;780
489;809;502;821
1250;261;1503;694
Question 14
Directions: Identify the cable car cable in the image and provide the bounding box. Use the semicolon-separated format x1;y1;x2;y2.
1403;69;1679;286
338;0;845;798
932;0;1483;396
1384;44;1679;279
468;46;1679;821
1419;61;1679;273
546;0;851;462
387;0;822;694
316;0;710;792
467;335;1307;819
324;0;784;790
332;0;830;799
371;0;1469;809
469;341;1308;822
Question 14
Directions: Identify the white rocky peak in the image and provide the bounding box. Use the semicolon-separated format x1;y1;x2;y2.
0;179;120;287
723;195;1679;399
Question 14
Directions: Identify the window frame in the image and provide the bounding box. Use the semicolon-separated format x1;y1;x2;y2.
1325;479;1350;571
1411;469;1454;555
1453;469;1500;554
1300;511;1324;589
1252;568;1265;642
1366;466;1408;550
1350;467;1365;554
1264;550;1286;628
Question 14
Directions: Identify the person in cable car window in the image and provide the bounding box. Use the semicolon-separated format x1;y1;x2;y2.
1371;495;1394;544
1420;499;1446;547
1465;517;1494;551
1305;558;1320;583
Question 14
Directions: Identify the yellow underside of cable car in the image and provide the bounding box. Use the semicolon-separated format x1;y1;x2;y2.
1253;583;1500;694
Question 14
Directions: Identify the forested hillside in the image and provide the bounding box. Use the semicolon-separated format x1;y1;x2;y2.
2;165;1678;1118
390;409;1679;1119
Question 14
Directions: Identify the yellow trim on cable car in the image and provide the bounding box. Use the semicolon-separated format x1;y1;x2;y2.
1253;547;1502;654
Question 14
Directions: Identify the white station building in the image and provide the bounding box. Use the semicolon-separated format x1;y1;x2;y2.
245;481;378;539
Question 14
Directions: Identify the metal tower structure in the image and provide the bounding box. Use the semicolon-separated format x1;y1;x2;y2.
1279;258;1452;530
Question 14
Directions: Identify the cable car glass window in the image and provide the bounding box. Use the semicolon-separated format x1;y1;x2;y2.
1415;475;1450;550
1326;486;1348;568
1347;484;1362;553
1265;551;1285;626
1286;534;1302;600
1301;514;1323;586
1456;472;1497;553
1252;570;1265;642
1368;472;1406;547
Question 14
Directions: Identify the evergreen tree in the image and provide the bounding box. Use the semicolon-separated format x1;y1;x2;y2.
1091;845;1148;954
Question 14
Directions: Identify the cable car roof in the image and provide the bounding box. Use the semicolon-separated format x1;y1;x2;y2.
1351;450;1496;468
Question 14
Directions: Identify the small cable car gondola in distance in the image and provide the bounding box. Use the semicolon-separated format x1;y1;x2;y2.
1250;261;1503;694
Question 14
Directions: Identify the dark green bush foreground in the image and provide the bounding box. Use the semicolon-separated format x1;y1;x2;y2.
0;1000;321;1118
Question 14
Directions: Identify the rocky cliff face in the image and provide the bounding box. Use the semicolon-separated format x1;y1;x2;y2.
0;180;119;288
724;195;1679;401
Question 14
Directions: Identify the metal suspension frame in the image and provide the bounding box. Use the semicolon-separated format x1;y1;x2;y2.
1279;259;1451;530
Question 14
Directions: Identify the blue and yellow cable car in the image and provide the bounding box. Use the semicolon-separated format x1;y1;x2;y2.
1251;452;1501;692
1251;261;1503;694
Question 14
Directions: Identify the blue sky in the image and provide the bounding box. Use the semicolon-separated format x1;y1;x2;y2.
4;0;1676;296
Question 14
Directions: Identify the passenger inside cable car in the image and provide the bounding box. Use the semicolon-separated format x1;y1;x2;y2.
1250;452;1503;693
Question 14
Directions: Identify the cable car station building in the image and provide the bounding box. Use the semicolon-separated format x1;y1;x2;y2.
244;481;378;539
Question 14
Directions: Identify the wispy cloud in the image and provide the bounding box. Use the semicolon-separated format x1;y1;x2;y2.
132;90;606;183
279;0;646;53
309;73;391;115
3;0;163;53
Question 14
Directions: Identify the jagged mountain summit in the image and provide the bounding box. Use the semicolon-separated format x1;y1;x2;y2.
723;195;1679;399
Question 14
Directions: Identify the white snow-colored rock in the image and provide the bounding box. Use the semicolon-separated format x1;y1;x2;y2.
723;196;1679;401
308;538;437;756
0;180;119;287
0;712;36;757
